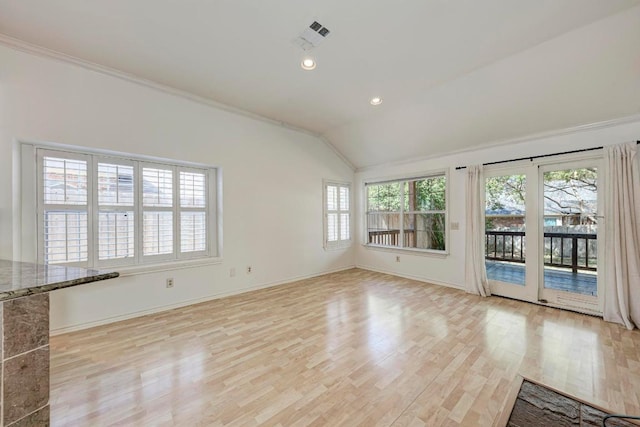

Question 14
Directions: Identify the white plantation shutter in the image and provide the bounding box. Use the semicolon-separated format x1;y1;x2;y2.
181;211;206;252
180;171;206;208
142;165;174;258
44;211;88;264
41;153;89;265
35;146;217;267
98;212;134;260
143;167;173;207
326;185;338;242
340;186;349;211
96;160;135;264
339;186;350;241
179;170;208;255
340;213;350;240
327;214;338;242
143;211;173;255
324;181;351;248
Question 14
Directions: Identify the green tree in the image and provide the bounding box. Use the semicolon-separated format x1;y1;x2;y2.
543;168;597;216
414;177;446;250
485;175;526;210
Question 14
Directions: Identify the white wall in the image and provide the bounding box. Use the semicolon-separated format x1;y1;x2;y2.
355;118;640;289
0;44;355;333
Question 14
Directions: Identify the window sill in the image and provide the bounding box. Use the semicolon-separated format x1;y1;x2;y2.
116;257;223;277
324;242;353;251
362;244;448;258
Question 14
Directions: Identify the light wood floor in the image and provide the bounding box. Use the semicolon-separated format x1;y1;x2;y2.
50;268;640;426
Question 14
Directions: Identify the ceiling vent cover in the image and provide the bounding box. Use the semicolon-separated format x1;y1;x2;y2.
293;21;331;51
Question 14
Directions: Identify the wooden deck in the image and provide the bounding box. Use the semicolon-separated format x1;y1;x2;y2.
50;269;638;426
486;261;597;296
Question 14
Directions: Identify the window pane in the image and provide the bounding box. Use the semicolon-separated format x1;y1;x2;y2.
404;213;446;250
412;176;446;211
181;211;206;252
143;168;173;207
340;213;350;240
98;211;134;260
143;211;173;255
43;157;87;205
44;210;88;263
327;185;337;211
98;163;134;206
367;183;401;212
327;213;338;242
367;213;401;247
339;186;349;211
180;171;206;208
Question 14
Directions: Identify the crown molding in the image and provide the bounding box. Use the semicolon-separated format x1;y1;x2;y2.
355;113;640;173
0;33;356;171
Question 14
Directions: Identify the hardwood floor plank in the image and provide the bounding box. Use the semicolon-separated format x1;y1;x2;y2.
50;269;640;426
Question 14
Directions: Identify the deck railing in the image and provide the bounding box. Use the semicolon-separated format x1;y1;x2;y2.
368;229;597;273
368;229;415;247
485;230;597;273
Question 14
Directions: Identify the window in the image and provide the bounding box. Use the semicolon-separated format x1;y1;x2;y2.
36;147;218;268
324;181;351;249
366;173;447;252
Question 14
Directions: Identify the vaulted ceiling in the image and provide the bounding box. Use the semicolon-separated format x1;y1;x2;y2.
1;0;639;169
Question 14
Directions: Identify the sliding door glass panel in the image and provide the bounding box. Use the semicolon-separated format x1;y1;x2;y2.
485;174;526;286
542;168;598;296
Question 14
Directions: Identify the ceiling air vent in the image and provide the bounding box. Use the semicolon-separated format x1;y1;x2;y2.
293;21;331;51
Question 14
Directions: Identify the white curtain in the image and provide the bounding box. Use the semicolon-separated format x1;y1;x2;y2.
604;142;640;330
465;165;490;296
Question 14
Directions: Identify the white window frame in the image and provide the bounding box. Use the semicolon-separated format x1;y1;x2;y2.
364;170;448;255
177;166;212;260
93;155;137;268
139;161;178;263
37;149;92;268
323;180;352;250
22;142;221;271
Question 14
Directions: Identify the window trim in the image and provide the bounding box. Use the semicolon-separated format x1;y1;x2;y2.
20;140;222;270
323;179;352;250
364;169;449;255
37;149;92;268
138;160;179;263
177;166;213;260
93;155;137;268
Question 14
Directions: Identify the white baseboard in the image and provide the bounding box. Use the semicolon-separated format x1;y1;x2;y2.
51;265;356;335
355;264;465;291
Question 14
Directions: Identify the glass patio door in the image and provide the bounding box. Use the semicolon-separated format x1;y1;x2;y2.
484;159;603;314
484;169;537;301
538;161;602;313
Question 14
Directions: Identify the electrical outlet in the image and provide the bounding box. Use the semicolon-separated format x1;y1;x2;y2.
247;266;252;274
451;222;460;230
230;268;236;277
396;256;400;262
166;278;174;288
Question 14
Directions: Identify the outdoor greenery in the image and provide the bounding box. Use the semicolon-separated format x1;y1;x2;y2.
485;174;526;211
367;176;446;250
542;168;597;216
485;168;597;227
367;177;446;212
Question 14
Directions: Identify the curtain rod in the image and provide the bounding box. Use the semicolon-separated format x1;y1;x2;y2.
455;140;640;170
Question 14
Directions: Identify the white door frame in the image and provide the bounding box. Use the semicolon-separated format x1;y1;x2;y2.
537;159;603;315
484;155;603;315
484;163;539;303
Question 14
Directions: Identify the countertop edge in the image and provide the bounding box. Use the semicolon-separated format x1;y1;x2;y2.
0;272;120;302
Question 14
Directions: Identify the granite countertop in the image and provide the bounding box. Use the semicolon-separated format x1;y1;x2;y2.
0;260;119;301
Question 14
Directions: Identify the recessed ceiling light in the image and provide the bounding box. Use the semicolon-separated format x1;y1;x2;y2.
301;58;316;71
370;97;383;106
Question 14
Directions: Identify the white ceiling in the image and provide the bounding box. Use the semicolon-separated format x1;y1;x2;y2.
1;0;639;169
